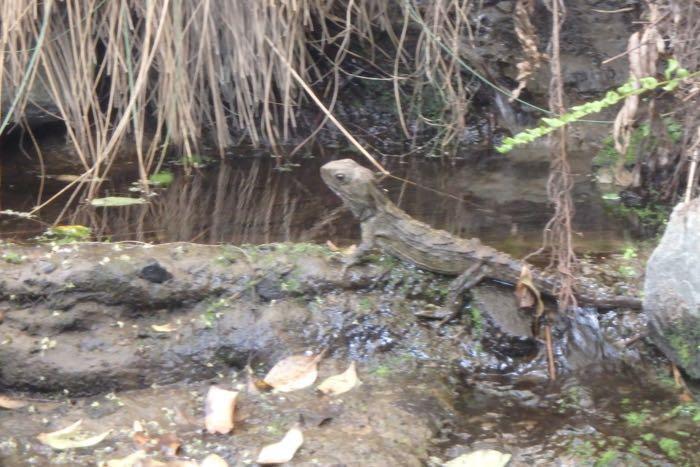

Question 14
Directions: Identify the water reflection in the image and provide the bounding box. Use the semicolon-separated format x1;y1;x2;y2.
1;148;635;255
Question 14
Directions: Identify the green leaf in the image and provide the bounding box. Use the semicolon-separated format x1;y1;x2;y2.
639;77;658;90
148;170;174;187
90;197;147;207
664;59;679;80
603;91;621;104
542;117;565;128
662;80;679;91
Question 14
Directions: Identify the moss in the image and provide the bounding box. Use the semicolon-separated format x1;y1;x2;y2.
469;306;484;337
568;439;595;459
214;245;244;265
622;411;648;427
666;321;700;369
1;251;25;264
595;450;619;466
200;298;230;328
357;297;373;312
658;437;681;459
280;276;302;294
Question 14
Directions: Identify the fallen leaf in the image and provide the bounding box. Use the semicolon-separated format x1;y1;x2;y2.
443;449;512;467
37;419;110;450
256;424;304;465
200;453;229;467
132;430;181;457
263;352;324;392
245;365;270;395
90;196;147;207
204;386;238;434
317;362;361;396
151;323;177;333
325;241;356;256
515;265;544;318
0;395;28;409
100;450;147;467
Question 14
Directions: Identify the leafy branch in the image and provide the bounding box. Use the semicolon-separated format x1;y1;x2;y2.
496;59;696;154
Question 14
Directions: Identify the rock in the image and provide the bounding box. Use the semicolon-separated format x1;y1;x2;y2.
0;68;61;130
644;199;700;378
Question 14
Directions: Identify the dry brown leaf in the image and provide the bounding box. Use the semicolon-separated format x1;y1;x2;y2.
317;362;361;396
256;424;304;465
510;0;545;101
204;386;238;434
151;323;177;333
514;265;544;318
37;419;111;450
0;394;28;409
245;365;270;394
263;351;324;392
200;453;229;467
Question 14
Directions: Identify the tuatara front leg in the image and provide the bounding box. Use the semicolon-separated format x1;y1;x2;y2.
340;217;378;277
438;260;488;326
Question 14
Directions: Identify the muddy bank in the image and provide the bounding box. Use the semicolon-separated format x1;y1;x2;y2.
1;241;698;466
0;241;473;395
0;241;648;396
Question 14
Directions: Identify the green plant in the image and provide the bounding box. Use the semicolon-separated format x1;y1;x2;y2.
148;170;174;187
622;411;648;427
497;60;695;154
595;450;619;466
658;437;681;459
470;306;484;337
1;251;25;264
38;225;92;243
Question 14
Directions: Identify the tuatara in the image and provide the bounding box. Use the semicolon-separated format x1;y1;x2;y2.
320;158;641;319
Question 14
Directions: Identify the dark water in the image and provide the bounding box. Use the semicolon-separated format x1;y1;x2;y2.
1;145;637;257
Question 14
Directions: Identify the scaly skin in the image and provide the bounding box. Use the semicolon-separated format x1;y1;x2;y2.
321;158;641;310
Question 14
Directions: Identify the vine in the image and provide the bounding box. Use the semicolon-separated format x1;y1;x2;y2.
496;59;695;154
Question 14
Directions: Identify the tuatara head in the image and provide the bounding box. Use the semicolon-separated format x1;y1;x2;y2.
321;159;388;220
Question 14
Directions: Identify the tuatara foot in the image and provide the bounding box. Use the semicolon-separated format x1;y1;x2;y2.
437;261;487;327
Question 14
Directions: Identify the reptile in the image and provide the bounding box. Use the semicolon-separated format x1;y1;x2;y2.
320;158;642;320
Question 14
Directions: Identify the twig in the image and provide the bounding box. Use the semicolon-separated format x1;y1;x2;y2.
264;36;388;175
544;324;556;381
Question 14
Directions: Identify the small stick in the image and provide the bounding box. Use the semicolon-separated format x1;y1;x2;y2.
264;36;389;175
545;324;557;381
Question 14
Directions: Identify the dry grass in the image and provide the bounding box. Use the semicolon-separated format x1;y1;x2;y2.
1;0;368;202
1;2;494;199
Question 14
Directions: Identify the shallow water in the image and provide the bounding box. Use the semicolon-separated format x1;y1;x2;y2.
1;146;637;258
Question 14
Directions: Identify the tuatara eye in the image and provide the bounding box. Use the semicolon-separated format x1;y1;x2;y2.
334;173;346;182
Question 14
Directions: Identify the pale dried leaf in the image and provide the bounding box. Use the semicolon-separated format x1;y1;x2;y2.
317;362;361;396
444;449;511;467
0;395;28;409
263;352;324;392
201;453;229;467
325;240;339;252
256;424;304;465
37;419;110;450
151;323;177;333
205;386;238;434
100;450;147;467
515;265;544;318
